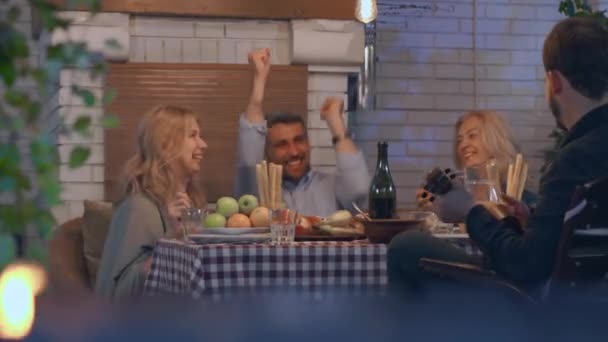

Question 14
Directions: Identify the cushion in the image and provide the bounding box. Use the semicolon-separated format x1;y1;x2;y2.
82;200;113;287
48;217;90;291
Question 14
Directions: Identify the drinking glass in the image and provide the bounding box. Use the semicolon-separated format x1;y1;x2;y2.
180;208;203;241
463;159;501;203
269;208;297;244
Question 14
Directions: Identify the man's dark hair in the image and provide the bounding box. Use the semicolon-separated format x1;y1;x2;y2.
543;17;608;100
266;111;307;135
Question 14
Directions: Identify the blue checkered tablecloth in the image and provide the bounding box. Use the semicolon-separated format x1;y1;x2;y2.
144;237;479;299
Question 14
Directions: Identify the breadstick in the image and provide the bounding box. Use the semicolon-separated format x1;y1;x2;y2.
517;163;528;201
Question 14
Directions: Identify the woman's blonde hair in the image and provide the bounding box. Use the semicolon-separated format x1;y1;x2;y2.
120;105;205;208
453;110;519;177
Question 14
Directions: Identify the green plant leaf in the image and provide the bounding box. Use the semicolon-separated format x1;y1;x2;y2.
73;116;92;132
7;6;21;23
101;114;120;128
4;89;28;107
0;62;17;86
105;38;121;50
25;242;48;267
68;146;90;168
72;86;96;106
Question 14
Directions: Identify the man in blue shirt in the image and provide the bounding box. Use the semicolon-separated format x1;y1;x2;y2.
234;48;370;217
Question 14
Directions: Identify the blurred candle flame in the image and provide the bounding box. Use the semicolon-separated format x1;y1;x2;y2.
355;0;378;24
0;263;47;340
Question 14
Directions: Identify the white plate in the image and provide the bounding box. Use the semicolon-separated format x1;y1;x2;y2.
200;227;270;235
188;233;271;244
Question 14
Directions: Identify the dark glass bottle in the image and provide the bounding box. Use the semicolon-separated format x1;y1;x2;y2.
369;141;396;219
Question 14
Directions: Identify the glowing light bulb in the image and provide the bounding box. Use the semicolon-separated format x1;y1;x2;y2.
355;0;378;24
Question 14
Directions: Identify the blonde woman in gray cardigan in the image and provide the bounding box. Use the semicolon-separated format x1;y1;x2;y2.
96;105;207;298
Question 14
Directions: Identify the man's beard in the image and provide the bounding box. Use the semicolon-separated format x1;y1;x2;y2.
549;96;568;131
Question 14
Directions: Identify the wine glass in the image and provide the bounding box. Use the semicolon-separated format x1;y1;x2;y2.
180;208;203;242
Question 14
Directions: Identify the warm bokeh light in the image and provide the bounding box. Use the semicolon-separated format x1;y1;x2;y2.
355;0;378;24
0;263;47;340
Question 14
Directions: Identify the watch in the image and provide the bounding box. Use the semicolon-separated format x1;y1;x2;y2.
332;131;352;145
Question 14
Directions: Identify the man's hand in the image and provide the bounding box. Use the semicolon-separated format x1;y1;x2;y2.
320;97;346;137
248;48;271;81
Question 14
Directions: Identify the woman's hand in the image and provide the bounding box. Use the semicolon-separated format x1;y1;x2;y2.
167;192;193;236
415;188;435;210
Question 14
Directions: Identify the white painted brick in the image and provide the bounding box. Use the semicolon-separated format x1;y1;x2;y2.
60;69;104;87
536;66;547;80
435;64;473;79
380;156;454;172
476;19;511;34
476;50;510;65
59;165;92;182
235;40;254;64
164;39;181;62
435;34;473;48
379;63;434;78
511;0;558;4
377;78;408;93
361;141;408;155
308;129;332;147
60;183;104;201
511;51;542;65
92;166;104;182
407;111;460;125
536;6;566;20
486;5;536;19
59;106;104;125
225;21;288;39
308;74;348;92
201;40;219;63
485;95;536;110
485;35;537;50
273;40;291;65
535;96;549;110
379;48;459;64
435;95;474;110
378;33;435;48
130;36;146;62
58;144;104;164
460;81;474;94
459;50;473;64
59;87;104;107
434;126;456;140
218;40;237;63
511;20;554;35
378;94;434;110
511;81;545;96
392;172;429;188
408;80;461;94
145;37;164;62
511;126;536;141
51;203;71;225
194;22;225;38
58;126;104;144
486;66;536;80
358;126;435;141
435;4;473;19
407;141;452;156
310;147;336;166
181;39;202;63
133;17;195;37
307;110;325;129
356;111;407;125
404;17;459;33
478;80;511;95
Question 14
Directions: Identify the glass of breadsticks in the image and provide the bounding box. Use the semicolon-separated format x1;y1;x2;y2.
255;160;283;210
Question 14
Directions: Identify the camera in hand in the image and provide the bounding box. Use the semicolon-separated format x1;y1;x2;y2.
423;167;453;196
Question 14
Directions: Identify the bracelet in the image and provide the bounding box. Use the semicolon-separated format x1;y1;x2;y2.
332;131;352;145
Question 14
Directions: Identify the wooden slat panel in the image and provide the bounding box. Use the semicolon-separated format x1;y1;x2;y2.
104;63;307;202
51;0;357;20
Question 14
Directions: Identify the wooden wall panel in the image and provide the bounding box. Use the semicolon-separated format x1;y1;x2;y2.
104;63;307;202
52;0;357;20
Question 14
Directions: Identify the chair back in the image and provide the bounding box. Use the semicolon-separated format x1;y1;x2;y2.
548;174;608;301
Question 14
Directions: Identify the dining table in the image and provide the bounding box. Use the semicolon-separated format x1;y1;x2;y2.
144;233;479;300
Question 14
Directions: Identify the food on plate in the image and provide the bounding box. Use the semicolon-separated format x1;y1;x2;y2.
238;194;259;215
249;206;270;227
226;213;252;228
325;210;352;227
216;196;239;218
204;213;227;228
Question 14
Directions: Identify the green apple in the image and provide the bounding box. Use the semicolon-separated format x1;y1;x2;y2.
238;194;259;215
216;196;239;218
204;213;226;228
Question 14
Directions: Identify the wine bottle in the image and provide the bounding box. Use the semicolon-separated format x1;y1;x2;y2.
369;141;396;219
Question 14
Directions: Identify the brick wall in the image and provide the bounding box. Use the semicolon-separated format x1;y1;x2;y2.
360;0;564;208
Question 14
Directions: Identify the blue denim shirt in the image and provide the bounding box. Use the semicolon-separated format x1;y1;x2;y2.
234;115;370;217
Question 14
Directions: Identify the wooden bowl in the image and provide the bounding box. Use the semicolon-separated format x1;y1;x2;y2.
358;211;437;244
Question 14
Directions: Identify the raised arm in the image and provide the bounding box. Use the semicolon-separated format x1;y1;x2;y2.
245;48;271;124
321;97;370;210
